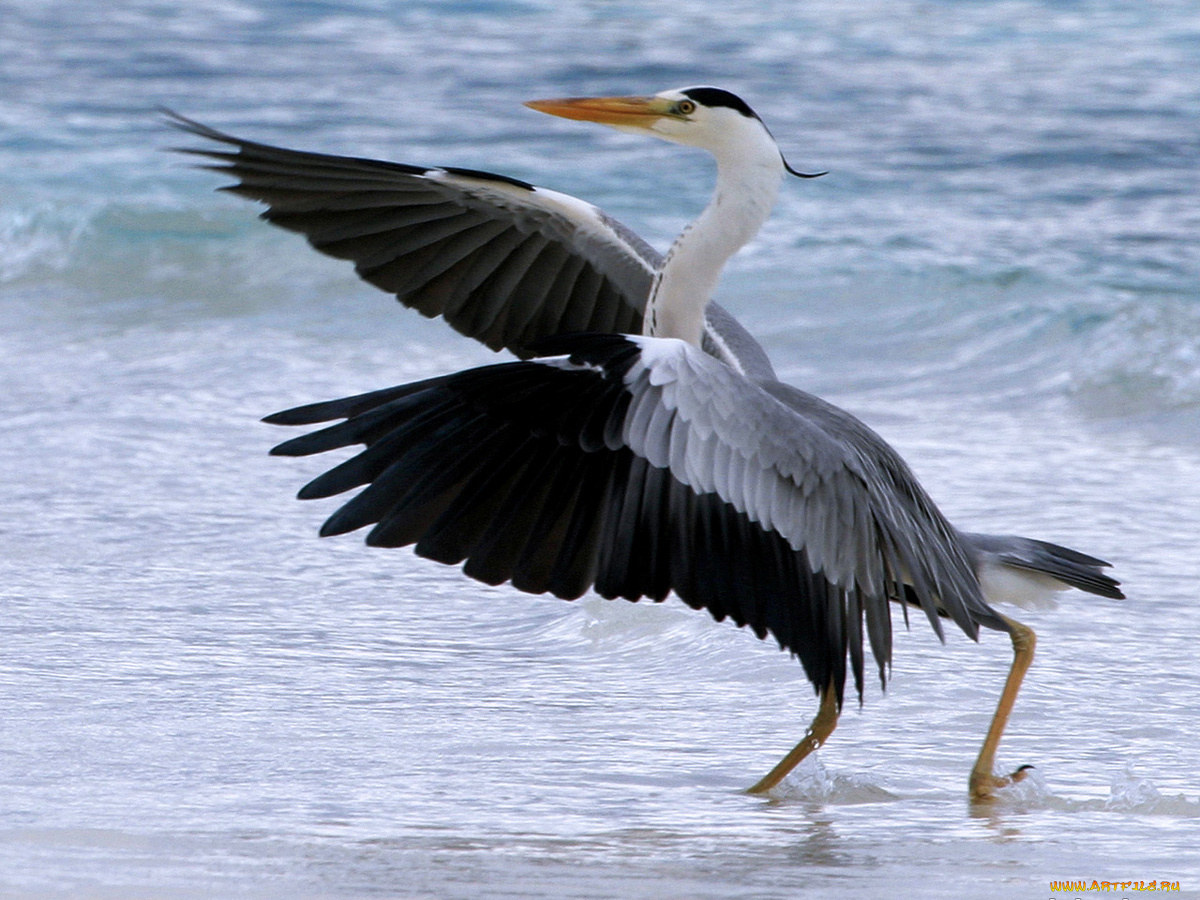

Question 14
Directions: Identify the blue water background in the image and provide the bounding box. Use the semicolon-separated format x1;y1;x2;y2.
3;2;1200;898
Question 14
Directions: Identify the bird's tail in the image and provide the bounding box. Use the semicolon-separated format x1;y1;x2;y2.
964;532;1125;605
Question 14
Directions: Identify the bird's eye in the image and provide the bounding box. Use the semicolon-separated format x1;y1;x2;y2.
676;99;696;116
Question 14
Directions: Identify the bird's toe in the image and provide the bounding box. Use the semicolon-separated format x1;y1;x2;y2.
969;764;1034;802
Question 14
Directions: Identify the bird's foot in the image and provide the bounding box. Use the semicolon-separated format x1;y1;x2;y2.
969;764;1034;802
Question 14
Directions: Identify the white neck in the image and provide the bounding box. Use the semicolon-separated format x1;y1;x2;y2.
644;127;785;346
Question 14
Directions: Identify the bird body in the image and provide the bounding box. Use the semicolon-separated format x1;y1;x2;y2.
170;85;1122;799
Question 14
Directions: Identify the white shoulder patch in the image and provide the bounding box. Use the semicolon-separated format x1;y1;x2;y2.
533;354;607;376
627;334;690;366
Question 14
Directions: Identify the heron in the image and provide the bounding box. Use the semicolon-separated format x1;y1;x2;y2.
168;87;1123;800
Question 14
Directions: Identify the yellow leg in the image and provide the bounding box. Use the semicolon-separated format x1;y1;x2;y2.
746;678;840;794
969;613;1037;802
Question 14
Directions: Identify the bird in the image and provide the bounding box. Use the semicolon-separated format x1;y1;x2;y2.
168;86;1123;800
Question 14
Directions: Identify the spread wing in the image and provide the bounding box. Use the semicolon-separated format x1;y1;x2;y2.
166;111;658;356
263;333;1000;703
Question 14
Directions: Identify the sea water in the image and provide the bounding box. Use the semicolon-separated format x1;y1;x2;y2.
2;2;1199;897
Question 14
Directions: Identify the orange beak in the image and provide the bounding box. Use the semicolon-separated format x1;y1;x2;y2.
524;95;672;127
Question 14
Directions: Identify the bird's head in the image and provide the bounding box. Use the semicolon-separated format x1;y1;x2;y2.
526;85;823;178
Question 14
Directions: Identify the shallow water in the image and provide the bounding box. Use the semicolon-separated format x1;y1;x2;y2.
3;2;1200;898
